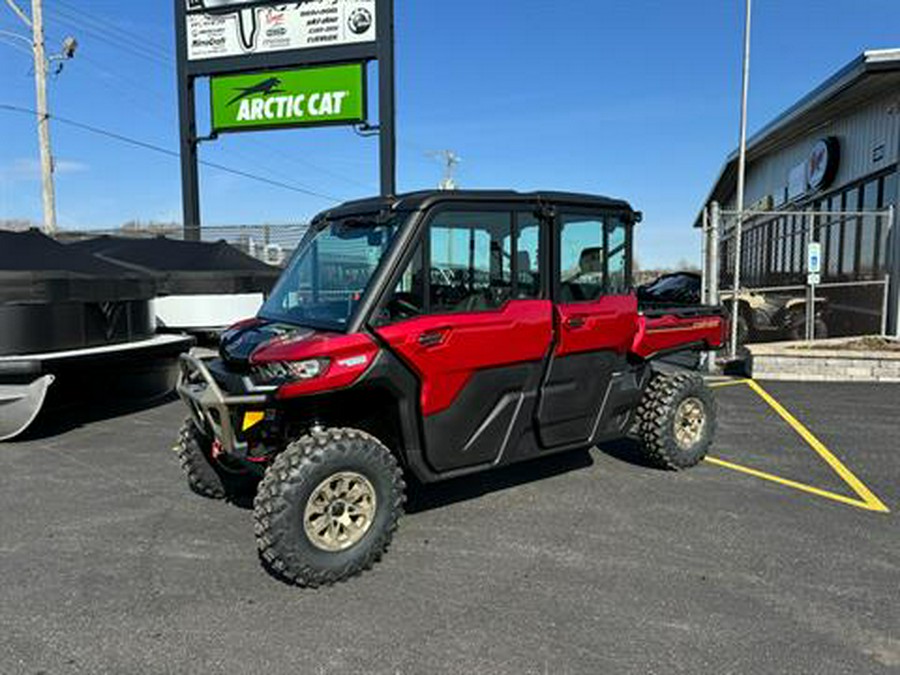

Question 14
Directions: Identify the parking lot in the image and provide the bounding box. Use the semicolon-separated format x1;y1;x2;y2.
0;379;897;674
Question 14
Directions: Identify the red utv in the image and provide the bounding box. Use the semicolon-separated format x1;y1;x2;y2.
176;191;727;586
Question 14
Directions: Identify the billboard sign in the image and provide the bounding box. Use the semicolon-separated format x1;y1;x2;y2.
186;0;376;62
210;63;366;133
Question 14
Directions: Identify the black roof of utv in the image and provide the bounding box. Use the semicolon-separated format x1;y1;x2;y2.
318;190;638;222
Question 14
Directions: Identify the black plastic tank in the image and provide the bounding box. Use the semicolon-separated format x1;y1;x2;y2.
0;230;157;356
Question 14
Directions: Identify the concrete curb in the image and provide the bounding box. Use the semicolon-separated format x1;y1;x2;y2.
748;336;900;382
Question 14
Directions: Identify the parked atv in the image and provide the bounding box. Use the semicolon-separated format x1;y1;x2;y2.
175;190;727;587
720;289;828;345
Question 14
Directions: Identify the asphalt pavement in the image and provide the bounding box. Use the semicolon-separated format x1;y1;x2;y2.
0;380;897;674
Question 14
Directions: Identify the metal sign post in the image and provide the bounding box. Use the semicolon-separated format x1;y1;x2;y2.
174;0;395;240
805;219;821;341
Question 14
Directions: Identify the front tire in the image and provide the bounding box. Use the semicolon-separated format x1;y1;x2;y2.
253;428;405;587
636;372;716;470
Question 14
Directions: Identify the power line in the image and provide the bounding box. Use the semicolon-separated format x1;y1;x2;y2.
42;3;376;193
45;1;174;66
0;102;342;203
39;2;399;194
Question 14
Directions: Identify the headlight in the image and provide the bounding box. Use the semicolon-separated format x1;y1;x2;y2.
252;358;329;384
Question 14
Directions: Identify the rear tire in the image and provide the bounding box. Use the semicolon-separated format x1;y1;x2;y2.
253;428;405;587
636;372;716;470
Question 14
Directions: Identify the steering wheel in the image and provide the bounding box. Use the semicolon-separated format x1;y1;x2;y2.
387;293;422;318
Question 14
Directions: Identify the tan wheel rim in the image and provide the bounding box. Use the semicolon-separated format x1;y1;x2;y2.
674;397;706;451
303;472;377;552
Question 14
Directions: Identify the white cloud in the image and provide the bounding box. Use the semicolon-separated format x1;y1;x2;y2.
0;157;89;180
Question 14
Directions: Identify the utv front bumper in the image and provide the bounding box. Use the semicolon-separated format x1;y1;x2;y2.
176;353;269;456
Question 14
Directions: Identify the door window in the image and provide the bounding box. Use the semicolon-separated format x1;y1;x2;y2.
606;217;628;294
515;212;542;299
559;213;630;302
429;211;513;313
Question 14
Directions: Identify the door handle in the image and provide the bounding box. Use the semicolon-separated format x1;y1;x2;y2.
566;316;586;329
418;328;450;347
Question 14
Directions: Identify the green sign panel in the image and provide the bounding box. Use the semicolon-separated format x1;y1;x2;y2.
210;63;366;133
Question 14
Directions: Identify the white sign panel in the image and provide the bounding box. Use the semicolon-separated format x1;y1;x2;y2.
186;1;377;62
807;242;822;274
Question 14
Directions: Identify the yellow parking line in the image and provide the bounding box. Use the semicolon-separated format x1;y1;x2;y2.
705;457;883;512
706;379;890;514
745;380;889;513
708;378;752;389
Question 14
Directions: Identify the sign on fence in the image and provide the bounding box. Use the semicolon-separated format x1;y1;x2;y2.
807;242;822;274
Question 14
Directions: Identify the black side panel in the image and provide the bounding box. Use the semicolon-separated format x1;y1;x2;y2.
0;301;155;356
536;351;624;448
590;365;649;443
423;363;542;472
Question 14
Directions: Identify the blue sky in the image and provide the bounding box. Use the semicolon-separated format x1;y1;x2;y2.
0;0;897;268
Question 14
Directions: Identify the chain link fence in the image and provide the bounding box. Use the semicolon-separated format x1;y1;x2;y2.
54;224;311;268
704;206;895;349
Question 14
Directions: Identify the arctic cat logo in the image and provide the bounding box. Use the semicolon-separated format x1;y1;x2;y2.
233;89;351;122
227;77;284;106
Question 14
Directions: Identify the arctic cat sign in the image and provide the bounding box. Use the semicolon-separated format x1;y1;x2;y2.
210;63;365;132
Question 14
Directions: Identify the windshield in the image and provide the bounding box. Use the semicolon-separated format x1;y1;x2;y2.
259;215;402;330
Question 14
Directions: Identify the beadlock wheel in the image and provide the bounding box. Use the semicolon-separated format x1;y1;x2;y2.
253;427;406;587
673;397;707;450
303;472;377;552
636;372;717;470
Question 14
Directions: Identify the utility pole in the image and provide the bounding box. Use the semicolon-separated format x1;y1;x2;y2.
4;0;66;235
31;0;56;234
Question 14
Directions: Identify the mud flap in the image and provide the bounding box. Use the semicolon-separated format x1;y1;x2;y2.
0;375;55;441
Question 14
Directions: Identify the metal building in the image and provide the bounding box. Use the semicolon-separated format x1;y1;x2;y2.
697;49;900;339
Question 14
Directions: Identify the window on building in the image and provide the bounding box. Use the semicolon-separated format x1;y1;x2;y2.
790;215;801;276
859;180;879;277
883;172;898;207
842;188;860;277
878;172;897;272
826;195;841;278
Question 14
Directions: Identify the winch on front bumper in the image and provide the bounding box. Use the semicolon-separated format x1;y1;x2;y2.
176;353;271;457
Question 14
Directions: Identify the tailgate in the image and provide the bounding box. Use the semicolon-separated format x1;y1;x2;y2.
632;306;728;359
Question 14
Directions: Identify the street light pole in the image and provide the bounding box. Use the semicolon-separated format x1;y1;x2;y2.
31;0;57;235
730;0;752;358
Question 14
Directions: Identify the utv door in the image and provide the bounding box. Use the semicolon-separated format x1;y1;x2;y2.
536;211;636;448
374;207;553;473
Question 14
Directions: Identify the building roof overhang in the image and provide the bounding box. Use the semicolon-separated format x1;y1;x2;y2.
693;48;900;227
